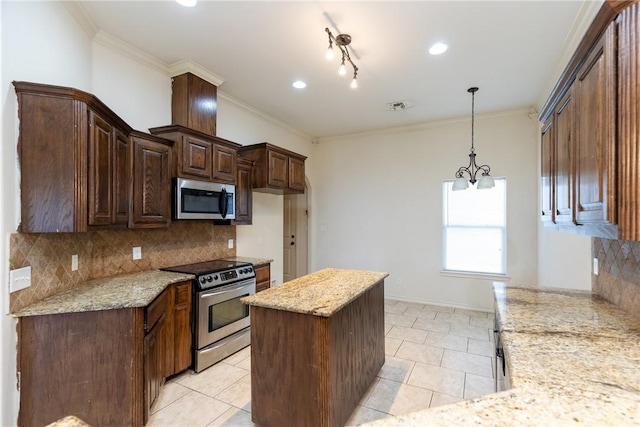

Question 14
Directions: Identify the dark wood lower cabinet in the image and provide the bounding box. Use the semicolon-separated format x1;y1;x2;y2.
17;281;192;427
254;263;270;292
250;280;385;427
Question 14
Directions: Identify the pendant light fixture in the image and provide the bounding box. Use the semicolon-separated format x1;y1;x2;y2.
452;87;495;191
325;28;359;89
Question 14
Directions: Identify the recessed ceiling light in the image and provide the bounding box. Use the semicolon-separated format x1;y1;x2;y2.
292;80;307;89
429;42;448;55
176;0;197;7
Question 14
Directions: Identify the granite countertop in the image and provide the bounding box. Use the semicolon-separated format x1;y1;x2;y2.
363;283;640;426
45;416;91;427
223;256;273;267
12;270;194;317
241;268;388;317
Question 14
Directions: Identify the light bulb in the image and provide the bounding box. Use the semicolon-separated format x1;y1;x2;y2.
326;47;334;61
339;63;346;76
350;77;358;89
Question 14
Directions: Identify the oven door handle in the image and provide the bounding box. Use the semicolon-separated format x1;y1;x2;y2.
199;281;255;298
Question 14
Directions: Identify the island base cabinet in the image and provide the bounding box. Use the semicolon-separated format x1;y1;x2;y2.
250;280;385;427
17;309;144;427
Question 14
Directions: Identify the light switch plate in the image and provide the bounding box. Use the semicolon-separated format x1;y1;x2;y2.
593;257;599;275
228;239;234;249
133;247;142;260
71;254;78;271
9;266;32;293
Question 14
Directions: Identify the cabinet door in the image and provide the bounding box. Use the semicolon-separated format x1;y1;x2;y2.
554;90;575;224
130;136;171;228
288;156;305;193
173;281;192;374
114;129;130;225
144;312;166;424
540;117;555;223
267;150;289;188
181;135;213;179
88;111;113;226
574;24;616;226
235;159;253;225
212;144;237;184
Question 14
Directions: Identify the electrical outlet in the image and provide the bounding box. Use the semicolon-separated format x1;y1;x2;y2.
396;278;402;285
133;247;142;260
9;266;31;293
228;239;234;249
71;254;78;271
593;257;599;275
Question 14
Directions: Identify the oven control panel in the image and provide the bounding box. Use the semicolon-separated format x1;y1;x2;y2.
197;265;255;289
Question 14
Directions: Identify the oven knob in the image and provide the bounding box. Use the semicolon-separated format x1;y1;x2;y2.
199;277;207;285
213;275;219;280
206;276;213;282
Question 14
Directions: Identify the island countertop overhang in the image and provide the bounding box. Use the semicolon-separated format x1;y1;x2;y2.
241;268;389;317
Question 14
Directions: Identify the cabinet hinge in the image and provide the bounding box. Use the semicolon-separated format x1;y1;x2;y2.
16;371;20;392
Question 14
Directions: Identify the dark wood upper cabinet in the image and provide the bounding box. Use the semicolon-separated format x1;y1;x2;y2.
235;156;254;225
574;24;616;226
171;72;217;136
617;2;640;240
238;143;307;194
149;125;240;185
554;89;575;225
540;117;554;223
13;81;132;233
129;132;172;229
537;0;640;239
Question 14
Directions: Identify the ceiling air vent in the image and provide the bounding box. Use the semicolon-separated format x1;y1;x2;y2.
386;101;410;111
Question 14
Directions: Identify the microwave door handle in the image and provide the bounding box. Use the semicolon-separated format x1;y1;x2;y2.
219;188;228;219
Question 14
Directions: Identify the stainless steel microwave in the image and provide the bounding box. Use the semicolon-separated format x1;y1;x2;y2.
173;178;235;220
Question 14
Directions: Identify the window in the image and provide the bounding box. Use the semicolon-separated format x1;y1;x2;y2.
442;178;506;275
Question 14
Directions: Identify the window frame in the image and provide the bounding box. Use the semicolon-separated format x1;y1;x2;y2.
441;177;508;277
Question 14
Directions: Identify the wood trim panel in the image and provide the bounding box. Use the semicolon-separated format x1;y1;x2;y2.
250;280;385;427
617;3;640;240
18;309;144;427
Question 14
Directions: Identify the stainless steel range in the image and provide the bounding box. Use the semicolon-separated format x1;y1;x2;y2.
162;260;256;372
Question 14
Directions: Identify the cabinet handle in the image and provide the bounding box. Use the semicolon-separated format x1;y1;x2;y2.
219;188;228;218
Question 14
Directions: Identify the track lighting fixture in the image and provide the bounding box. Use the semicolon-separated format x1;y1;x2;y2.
325;27;359;89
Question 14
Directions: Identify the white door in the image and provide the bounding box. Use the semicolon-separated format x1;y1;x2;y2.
283;190;308;282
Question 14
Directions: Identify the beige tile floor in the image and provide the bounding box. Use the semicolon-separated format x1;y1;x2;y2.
147;299;496;426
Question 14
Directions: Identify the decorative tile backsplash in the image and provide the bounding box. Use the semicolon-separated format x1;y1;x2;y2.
9;221;235;313
592;237;640;321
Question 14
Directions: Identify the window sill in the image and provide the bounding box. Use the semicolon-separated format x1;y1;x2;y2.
440;271;511;282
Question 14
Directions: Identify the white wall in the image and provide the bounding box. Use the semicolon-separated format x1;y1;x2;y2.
313;112;539;310
1;2;94;425
216;97;314;285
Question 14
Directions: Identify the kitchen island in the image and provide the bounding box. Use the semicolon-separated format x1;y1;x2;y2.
242;268;389;427
363;283;640;426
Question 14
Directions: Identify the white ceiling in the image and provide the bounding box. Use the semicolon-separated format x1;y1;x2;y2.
77;0;590;138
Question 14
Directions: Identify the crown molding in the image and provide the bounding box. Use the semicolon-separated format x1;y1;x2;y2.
536;0;603;111
93;30;169;75
64;1;99;39
167;60;225;86
217;91;312;141
316;108;532;144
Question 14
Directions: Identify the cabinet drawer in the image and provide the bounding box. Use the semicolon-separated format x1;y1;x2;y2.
255;265;270;284
145;290;167;333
